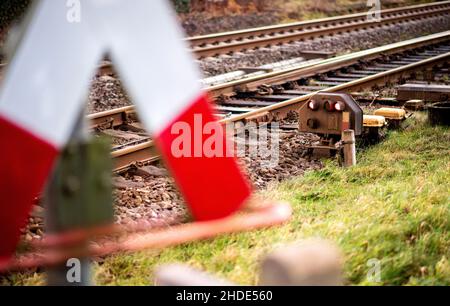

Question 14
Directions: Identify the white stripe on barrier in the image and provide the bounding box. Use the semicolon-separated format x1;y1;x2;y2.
0;0;103;147
89;0;202;135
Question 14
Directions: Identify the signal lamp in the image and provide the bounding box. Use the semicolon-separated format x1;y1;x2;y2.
334;101;345;112
324;101;334;112
308;100;319;111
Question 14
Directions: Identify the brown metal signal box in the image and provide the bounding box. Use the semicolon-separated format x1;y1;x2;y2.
299;92;363;136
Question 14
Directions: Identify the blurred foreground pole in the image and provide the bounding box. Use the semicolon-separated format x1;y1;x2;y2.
45;115;113;286
342;130;356;167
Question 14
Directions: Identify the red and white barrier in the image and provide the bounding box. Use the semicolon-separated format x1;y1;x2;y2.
0;0;252;264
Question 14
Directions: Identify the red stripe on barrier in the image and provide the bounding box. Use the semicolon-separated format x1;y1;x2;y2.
0;116;58;263
157;94;252;221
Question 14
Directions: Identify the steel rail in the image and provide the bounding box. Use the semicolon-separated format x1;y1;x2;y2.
188;1;450;46
0;2;448;74
208;31;450;96
188;1;450;58
111;140;160;172
83;0;450;76
222;52;450;124
88;105;135;130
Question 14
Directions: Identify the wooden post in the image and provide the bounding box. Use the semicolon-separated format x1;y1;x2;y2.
259;240;343;286
342;129;356;167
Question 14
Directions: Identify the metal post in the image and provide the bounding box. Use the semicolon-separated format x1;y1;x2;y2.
45;113;113;286
342;129;356;167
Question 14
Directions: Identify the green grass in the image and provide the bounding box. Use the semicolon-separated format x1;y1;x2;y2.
2;114;449;286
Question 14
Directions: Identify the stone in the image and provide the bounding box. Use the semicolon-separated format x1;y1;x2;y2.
113;176;146;190
135;165;169;178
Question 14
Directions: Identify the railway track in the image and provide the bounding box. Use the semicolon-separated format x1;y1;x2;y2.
89;31;450;172
0;3;447;81
90;0;450;77
188;1;450;59
1;2;449;75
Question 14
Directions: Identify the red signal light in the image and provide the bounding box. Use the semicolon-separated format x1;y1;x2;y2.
324;101;334;112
